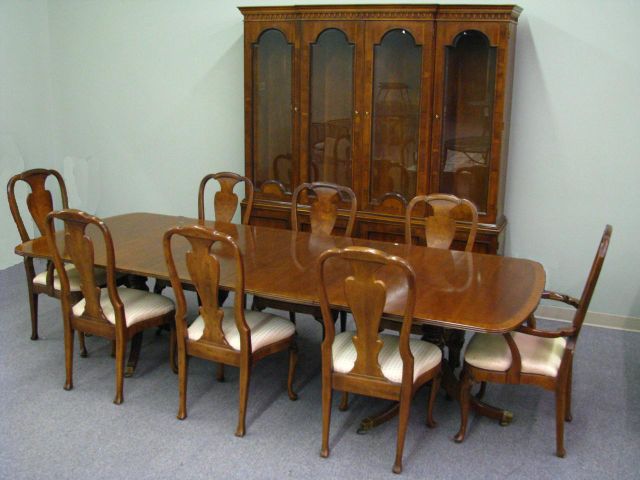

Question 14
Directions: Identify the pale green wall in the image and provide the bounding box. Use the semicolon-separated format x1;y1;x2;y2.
0;1;55;268
2;0;639;321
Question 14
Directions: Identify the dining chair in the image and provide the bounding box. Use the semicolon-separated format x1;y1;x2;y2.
45;209;176;404
317;246;442;474
254;181;357;331
454;225;613;458
7;168;96;354
154;171;254;301
163;224;298;436
404;193;478;252
290;181;357;237
396;193;480;373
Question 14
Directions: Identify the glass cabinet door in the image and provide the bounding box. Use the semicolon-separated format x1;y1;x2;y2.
369;28;422;206
308;28;355;186
438;30;497;213
251;29;294;191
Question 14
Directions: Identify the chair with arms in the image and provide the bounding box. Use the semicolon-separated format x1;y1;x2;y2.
253;181;357;331
7;168;97;355
317;246;442;474
154;171;254;302
163;225;297;436
454;225;613;457
403;194;478;370
45;209;176;404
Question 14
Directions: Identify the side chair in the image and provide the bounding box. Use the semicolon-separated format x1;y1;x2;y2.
154;171;254;304
454;225;613;458
402;193;479;371
7;168;99;354
317;246;442;474
45;209;176;404
253;181;357;332
163;224;298;437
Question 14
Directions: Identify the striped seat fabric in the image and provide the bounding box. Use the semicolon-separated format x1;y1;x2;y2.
72;287;175;326
332;331;442;383
464;332;567;377
33;264;107;292
187;307;295;352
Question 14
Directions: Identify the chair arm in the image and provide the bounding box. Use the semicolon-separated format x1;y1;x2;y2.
541;290;580;309
517;324;576;338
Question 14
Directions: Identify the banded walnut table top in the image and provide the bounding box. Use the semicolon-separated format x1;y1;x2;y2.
15;212;545;333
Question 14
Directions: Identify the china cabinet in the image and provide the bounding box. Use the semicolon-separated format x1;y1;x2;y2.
240;4;521;253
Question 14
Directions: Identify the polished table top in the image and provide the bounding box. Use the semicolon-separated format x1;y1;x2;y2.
15;212;545;333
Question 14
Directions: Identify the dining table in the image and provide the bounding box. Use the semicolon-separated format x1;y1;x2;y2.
15;212;546;427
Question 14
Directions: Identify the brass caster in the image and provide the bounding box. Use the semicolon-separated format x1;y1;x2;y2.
499;410;514;426
357;418;374;435
124;366;134;378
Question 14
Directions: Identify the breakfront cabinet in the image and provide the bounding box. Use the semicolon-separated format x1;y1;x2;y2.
240;4;521;253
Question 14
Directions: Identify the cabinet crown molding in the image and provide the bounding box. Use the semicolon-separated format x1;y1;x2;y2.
238;4;521;23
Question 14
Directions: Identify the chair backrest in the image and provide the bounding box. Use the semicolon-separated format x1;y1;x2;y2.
317;246;417;382
198;172;254;225
7;168;69;242
44;209;123;326
163;225;249;351
572;225;612;336
404;194;478;252
291;182;357;236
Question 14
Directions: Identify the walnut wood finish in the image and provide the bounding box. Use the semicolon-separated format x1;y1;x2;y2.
405;194;478;252
156;172;255;299
455;225;612;458
163;225;297;436
198;171;254;225
44;209;175;404
399;194;478;372
7;169;85;351
263;182;357;330
240;4;521;254
291;182;357;236
16;213;545;334
317;246;441;474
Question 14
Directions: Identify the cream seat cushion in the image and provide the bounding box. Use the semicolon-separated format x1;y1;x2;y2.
33;264;107;292
72;287;174;327
187;307;295;352
464;332;567;377
332;331;442;384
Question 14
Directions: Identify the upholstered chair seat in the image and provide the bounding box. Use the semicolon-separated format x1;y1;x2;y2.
72;287;175;327
33;264;107;292
332;331;442;383
188;307;295;352
464;332;567;377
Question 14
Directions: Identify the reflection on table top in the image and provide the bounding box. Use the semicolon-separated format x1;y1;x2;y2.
15;212;545;334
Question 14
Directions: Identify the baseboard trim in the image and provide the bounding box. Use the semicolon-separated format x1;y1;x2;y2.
536;305;640;333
